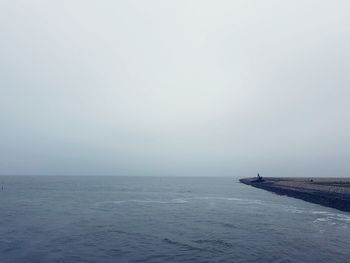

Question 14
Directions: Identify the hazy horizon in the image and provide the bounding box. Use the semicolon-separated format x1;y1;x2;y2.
1;1;349;177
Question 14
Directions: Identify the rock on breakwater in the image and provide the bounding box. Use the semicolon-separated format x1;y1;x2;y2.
240;177;350;212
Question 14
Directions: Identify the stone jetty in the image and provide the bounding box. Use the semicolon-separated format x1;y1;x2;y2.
240;177;350;212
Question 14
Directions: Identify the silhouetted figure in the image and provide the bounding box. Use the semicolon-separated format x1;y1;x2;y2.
256;173;264;182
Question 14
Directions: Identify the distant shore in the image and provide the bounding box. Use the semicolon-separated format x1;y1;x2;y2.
240;177;350;212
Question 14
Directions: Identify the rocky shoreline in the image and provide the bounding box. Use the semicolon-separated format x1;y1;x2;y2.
240;177;350;212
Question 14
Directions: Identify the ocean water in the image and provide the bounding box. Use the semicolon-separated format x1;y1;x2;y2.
1;176;350;263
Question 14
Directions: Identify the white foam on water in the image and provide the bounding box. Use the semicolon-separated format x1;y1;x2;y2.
314;218;328;222
112;199;188;204
268;203;350;229
283;206;305;214
192;196;263;205
94;196;265;207
312;211;350;228
311;211;329;215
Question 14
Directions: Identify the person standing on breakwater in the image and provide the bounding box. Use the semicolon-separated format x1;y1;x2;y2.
256;173;263;182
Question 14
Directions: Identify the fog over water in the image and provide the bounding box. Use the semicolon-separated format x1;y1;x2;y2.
1;1;349;176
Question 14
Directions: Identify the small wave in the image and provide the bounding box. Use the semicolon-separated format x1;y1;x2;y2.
312;211;350;220
95;199;188;206
94;196;264;207
192;196;263;204
194;239;234;249
283;206;305;214
114;199;188;204
314;218;328;222
312;211;350;228
311;211;329;214
162;238;202;252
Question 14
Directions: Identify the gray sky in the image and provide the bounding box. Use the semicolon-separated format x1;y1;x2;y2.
0;1;349;177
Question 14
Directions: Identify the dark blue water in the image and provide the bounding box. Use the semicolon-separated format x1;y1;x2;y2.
1;176;350;263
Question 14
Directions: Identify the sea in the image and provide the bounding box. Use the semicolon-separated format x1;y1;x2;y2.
0;176;350;263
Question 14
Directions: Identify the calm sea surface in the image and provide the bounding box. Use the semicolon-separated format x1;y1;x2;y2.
0;176;350;263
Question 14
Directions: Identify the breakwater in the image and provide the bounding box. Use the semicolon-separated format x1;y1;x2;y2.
240;177;350;212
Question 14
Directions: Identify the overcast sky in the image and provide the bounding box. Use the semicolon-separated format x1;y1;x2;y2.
0;1;349;177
